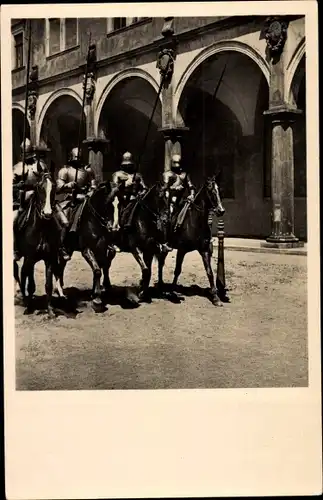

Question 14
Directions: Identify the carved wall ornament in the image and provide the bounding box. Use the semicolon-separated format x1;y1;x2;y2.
88;43;97;72
27;91;38;120
264;17;288;57
161;17;175;38
83;72;96;103
156;48;175;83
29;65;39;83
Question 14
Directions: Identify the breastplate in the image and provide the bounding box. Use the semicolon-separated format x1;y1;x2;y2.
66;166;89;188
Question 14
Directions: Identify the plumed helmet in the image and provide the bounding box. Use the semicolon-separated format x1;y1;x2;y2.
20;138;34;158
171;154;181;167
69;147;80;163
121;151;134;166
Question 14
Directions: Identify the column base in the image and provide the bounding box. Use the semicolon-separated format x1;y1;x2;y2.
261;236;304;249
83;137;110;154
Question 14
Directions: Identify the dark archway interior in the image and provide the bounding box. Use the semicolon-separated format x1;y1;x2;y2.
292;54;306;198
40;95;86;176
178;51;269;237
98;77;164;185
12;109;30;165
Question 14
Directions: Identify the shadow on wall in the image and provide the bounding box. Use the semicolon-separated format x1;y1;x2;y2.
177;50;270;238
12;109;30;165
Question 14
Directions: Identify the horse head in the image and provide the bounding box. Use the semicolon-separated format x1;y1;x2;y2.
35;172;56;220
88;181;115;221
205;175;225;217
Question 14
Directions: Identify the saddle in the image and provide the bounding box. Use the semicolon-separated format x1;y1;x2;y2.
14;195;35;233
174;201;191;231
58;198;88;233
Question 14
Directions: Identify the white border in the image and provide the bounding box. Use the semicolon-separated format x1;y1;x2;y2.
2;3;321;499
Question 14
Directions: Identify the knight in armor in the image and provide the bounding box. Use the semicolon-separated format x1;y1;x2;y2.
13;139;49;261
110;151;147;231
160;153;196;251
55;147;97;259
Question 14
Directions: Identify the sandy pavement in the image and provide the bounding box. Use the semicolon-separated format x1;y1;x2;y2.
15;248;307;390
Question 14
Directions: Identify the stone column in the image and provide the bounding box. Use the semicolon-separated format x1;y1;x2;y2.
261;16;303;248
157;17;190;172
81;43;109;182
263;108;302;246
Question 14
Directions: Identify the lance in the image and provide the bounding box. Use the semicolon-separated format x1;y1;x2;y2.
74;31;92;187
20;19;32;205
134;73;165;184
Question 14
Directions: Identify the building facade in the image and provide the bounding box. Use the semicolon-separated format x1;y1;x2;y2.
11;16;306;242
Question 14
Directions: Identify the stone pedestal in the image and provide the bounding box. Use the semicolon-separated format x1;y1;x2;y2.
262;107;304;248
159;126;189;172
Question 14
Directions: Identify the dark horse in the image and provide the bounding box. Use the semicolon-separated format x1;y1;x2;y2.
105;184;168;303
54;182;118;312
13;171;60;317
157;175;225;306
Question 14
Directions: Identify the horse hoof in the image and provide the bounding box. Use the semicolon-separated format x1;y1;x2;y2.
47;309;57;319
211;296;223;306
126;289;140;305
138;292;152;304
92;299;106;313
23;307;33;315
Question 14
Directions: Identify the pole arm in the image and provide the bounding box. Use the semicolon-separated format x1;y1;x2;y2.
75;31;92;185
21;19;32;183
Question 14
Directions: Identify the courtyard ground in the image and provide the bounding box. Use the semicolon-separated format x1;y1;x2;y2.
14;249;308;390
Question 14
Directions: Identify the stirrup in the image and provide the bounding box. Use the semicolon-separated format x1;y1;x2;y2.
60;248;71;261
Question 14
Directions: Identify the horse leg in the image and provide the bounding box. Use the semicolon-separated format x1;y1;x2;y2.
157;252;167;293
172;249;186;288
199;248;222;306
131;247;151;303
45;260;56;318
140;250;154;302
53;258;67;299
102;247;116;293
14;260;21;296
21;257;35;314
81;248;105;313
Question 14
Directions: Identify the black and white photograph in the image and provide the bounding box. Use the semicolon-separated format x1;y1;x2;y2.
10;12;309;390
2;2;321;499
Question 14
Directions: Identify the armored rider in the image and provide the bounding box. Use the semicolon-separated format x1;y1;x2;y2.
55;147;97;259
160;153;196;251
111;151;148;231
13;139;49;261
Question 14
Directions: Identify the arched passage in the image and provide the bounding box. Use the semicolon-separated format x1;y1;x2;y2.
291;54;306;240
97;76;163;185
177;50;270;237
39;94;85;175
12;108;30;165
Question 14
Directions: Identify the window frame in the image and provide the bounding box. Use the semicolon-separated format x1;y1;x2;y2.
11;25;25;70
45;18;79;58
106;17;151;35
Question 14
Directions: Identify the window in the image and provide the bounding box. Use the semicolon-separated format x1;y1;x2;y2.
107;17;150;34
46;18;78;57
12;29;24;70
113;18;127;30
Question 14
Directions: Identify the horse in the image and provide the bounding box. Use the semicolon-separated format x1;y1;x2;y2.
14;171;61;317
104;184;169;303
54;182;118;313
156;175;225;306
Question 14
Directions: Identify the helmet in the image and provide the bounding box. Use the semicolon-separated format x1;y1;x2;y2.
20;138;34;159
171;154;181;168
68;147;81;164
121;151;134;166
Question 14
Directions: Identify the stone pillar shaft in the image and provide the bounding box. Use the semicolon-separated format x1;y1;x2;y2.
263;108;302;246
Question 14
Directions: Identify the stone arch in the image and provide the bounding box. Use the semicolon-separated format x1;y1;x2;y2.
38;92;85;175
176;45;270;238
174;40;270;119
96;72;163;184
286;38;305;106
95;68;161;136
37;88;83;143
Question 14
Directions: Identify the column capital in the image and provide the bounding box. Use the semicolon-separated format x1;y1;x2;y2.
264;106;303;124
83;137;110;154
158;126;189;141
